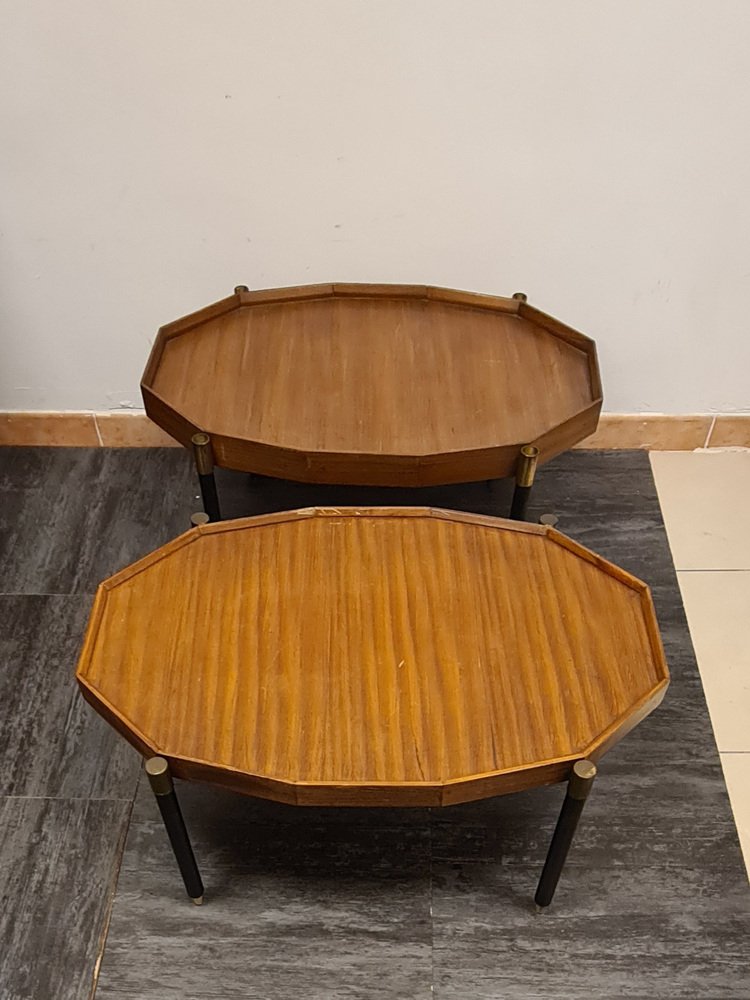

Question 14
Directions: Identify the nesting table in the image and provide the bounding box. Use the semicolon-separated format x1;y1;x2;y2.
141;284;602;520
77;507;667;908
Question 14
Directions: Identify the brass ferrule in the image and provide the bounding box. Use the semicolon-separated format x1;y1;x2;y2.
191;432;214;475
512;291;528;302
516;445;539;487
234;285;249;293
145;756;173;796
568;759;597;800
190;512;210;528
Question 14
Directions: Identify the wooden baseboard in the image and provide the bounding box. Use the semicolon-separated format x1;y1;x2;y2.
0;411;748;450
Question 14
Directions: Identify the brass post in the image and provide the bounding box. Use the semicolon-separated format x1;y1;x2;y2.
516;445;539;488
234;285;249;293
191;432;214;476
191;432;221;521
512;291;528;302
145;755;173;796
568;759;597;800
509;445;540;520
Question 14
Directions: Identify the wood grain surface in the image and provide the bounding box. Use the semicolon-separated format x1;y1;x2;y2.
142;285;602;485
76;508;666;806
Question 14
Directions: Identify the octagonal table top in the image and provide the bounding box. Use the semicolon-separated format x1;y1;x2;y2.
141;284;602;486
76;508;667;807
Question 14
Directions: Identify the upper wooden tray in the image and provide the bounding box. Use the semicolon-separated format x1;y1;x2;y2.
141;284;602;486
76;507;667;807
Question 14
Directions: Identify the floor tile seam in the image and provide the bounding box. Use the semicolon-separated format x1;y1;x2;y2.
703;415;718;448
0;591;96;597
118;857;748;876
0;794;137;803
91;793;137;1000
676;568;750;574
427;808;435;995
93;413;104;447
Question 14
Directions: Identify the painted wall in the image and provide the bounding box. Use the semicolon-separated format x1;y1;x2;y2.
1;0;748;414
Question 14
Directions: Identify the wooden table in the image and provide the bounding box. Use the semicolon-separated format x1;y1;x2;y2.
77;508;666;908
141;284;602;519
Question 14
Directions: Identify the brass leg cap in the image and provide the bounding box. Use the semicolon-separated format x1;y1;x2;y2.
191;895;204;906
534;903;545;914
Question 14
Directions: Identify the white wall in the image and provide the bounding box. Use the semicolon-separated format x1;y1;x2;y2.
1;0;749;414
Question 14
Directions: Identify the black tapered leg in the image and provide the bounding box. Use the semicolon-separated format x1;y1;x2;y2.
509;445;539;521
535;759;596;909
145;757;204;904
191;432;221;522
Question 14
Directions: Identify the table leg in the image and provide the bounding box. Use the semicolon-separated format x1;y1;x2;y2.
535;759;596;909
509;445;539;521
191;432;222;522
145;756;205;905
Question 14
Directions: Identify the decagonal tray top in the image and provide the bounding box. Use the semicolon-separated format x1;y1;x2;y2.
77;508;667;807
141;284;602;485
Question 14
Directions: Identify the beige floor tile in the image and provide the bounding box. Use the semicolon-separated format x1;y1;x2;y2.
720;754;750;880
677;571;750;752
650;451;750;569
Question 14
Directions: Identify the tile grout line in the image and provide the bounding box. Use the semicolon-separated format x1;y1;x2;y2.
703;414;717;448
0;592;96;597
676;568;750;574
652;453;750;879
89;785;137;1000
428;808;435;995
92;412;104;447
0;795;137;802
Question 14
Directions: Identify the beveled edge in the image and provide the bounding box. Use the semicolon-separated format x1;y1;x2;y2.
140;284;602;482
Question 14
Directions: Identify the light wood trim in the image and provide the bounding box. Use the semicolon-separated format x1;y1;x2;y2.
574;413;714;450
2;410;738;451
0;412;100;447
706;414;750;448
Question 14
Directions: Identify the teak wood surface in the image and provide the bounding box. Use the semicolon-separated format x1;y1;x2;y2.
141;284;602;485
77;508;667;807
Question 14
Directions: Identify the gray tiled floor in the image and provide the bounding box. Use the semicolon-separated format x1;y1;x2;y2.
1;447;748;999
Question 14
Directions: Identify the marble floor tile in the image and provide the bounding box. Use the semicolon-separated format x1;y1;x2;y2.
0;447;196;594
650;451;750;570
0;595;140;798
431;861;750;999
96;780;432;1000
0;796;131;1000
